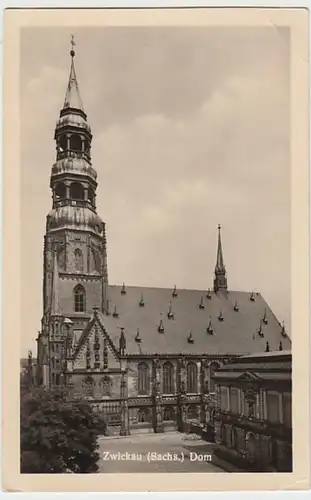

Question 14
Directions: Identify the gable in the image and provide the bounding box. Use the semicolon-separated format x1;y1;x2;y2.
73;316;120;370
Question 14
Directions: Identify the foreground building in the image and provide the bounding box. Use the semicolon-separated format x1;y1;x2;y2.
36;42;291;436
212;350;292;471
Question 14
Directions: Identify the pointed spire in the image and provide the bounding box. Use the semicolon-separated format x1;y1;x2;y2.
119;327;126;355
51;251;60;315
63;35;84;111
213;225;228;292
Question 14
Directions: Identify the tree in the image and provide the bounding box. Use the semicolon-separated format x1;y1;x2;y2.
20;388;100;473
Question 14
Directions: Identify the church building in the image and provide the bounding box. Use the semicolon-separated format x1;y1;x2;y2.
36;42;291;436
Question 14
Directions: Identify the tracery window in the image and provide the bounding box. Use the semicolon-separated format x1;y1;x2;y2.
187;362;198;393
83;376;94;397
163;361;174;394
163;406;174;421
100;376;112;397
74;285;85;312
137;362;149;395
74;249;83;273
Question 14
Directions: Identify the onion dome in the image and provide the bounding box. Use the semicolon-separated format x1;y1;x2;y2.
46;205;104;235
51;157;97;182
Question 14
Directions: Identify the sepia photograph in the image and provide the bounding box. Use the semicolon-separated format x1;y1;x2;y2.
2;7;310;493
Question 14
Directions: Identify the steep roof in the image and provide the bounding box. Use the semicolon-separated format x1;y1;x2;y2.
92;285;291;357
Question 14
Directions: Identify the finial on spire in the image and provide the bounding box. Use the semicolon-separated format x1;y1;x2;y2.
70;34;76;57
213;224;227;292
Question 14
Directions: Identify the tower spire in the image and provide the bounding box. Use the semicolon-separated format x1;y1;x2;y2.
63;35;84;111
213;224;228;292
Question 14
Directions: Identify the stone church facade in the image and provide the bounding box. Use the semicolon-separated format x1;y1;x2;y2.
36;43;291;436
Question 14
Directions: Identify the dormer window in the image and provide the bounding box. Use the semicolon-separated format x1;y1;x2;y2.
218;310;224;321
187;332;194;344
112;305;119;318
233;300;239;312
158;319;164;333
167;301;174;320
279;341;283;351
135;328;142;343
265;341;270;352
206;288;212;300
207;317;214;335
139;294;145;307
281;322;287;337
249;292;255;302
172;285;178;298
257;320;264;338
199;297;205;309
262;309;268;325
121;283;126;295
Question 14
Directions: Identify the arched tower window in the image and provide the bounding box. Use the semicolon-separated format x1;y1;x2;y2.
187;362;198;393
74;248;83;273
70;134;82;152
70;182;84;200
57;247;65;271
163;362;174;394
74;285;85;312
58;135;67;152
138;362;149;395
55;182;66;201
88;187;95;205
90;248;101;274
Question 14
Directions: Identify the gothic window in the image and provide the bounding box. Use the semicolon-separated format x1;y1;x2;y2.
70;182;84;200
74;249;83;273
70;134;82;152
58;247;65;271
230;387;239;414
137;362;149;395
100;376;112;397
74;285;85;312
163;406;174;421
83;376;94;397
137;408;150;423
163;361;174;394
90;248;100;274
187;362;198;393
55;182;66;201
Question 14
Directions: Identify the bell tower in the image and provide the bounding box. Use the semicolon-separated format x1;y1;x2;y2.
43;37;109;327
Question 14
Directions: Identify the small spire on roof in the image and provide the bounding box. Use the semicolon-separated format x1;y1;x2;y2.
257;319;264;337
214;224;228;293
121;282;126;295
135;328;142;343
119;327;126;355
206;288;212;300
158;319;165;333
233;300;239;312
167;301;174;320
262;309;268;325
265;341;270;352
199;296;205;309
207;316;214;335
172;285;178;298
279;341;283;351
112;305;119;318
218;310;224;322
139;293;145;307
281;321;287;337
187;332;194;344
249;291;255;302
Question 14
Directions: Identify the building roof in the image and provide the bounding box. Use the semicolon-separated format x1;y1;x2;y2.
89;285;291;356
212;349;291;383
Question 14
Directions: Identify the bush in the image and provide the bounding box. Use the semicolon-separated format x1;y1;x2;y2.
20;388;100;473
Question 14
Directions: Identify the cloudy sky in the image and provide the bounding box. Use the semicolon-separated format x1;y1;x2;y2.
20;26;290;356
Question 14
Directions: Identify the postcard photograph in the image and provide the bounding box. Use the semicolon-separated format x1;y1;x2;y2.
2;7;310;493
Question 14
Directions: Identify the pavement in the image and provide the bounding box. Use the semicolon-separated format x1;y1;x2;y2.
97;431;227;473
